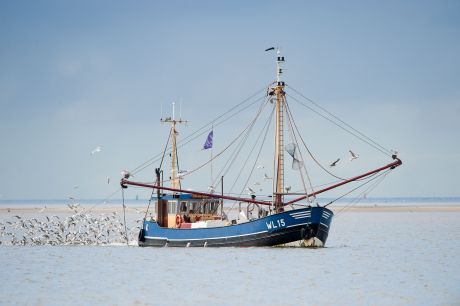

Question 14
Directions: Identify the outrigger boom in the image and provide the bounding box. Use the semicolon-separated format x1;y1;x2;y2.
121;157;402;207
285;157;402;205
121;179;271;206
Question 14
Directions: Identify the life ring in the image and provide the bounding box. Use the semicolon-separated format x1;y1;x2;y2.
175;215;183;228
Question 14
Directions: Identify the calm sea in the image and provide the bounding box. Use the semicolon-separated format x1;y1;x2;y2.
0;200;459;305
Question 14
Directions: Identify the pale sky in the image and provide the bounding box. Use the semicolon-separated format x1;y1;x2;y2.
1;0;459;199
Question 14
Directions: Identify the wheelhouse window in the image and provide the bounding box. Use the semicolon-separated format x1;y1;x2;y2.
180;201;187;212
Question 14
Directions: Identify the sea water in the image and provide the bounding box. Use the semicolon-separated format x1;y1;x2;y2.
0;203;459;305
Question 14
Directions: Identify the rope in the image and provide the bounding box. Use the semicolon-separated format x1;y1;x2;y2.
326;168;391;209
334;169;391;217
159;128;172;170
179;97;270;180
223;102;275;216
75;188;122;216
287;85;393;156
132;95;267;177
286;93;391;157
129;87;268;176
235;104;274;196
229;101;273;193
284;97;315;200
121;188;129;245
285;95;347;181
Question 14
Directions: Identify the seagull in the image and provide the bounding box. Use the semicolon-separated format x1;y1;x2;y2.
329;158;340;167
177;170;188;178
264;173;272;180
207;186;215;193
107;177;110;184
245;187;255;195
121;170;133;179
90;146;102;155
349;150;359;161
256;165;264;169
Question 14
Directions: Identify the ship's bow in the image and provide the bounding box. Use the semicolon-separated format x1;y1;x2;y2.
301;206;333;247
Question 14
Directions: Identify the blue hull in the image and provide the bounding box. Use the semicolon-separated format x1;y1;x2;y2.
139;207;333;247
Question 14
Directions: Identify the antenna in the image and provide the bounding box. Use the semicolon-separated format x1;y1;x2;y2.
276;48;285;83
265;46;285;83
160;102;189;192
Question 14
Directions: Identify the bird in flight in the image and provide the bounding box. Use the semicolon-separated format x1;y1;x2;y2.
90;146;102;155
245;187;255;195
349;150;359;161
264;173;272;180
329;158;340;167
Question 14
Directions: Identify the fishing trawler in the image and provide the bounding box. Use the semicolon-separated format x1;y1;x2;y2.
121;49;402;247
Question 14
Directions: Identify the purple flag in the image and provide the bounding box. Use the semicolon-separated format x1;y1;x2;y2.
203;130;213;150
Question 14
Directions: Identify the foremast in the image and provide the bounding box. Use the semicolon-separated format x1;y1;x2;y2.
161;102;187;192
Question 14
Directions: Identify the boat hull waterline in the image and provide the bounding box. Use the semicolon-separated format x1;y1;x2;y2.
138;207;333;247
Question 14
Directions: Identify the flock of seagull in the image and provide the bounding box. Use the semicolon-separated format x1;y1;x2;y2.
0;205;143;246
0;145;143;247
329;150;360;167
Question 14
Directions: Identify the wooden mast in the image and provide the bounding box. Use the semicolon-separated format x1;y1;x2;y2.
273;50;286;212
161;102;187;192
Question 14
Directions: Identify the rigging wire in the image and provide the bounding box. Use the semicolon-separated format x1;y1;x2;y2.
324;170;385;207
227;103;267;191
177;97;270;180
287;85;393;156
223;102;275;216
76;188;122;216
208;97;274;184
285;95;347;181
334;169;391;217
121;187;129;245
131;94;267;176
234;104;274;196
129;87;268;176
159;128;173;170
286;93;391;157
284;96;315;201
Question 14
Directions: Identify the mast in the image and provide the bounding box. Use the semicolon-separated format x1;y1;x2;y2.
161;102;188;192
273;49;286;212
